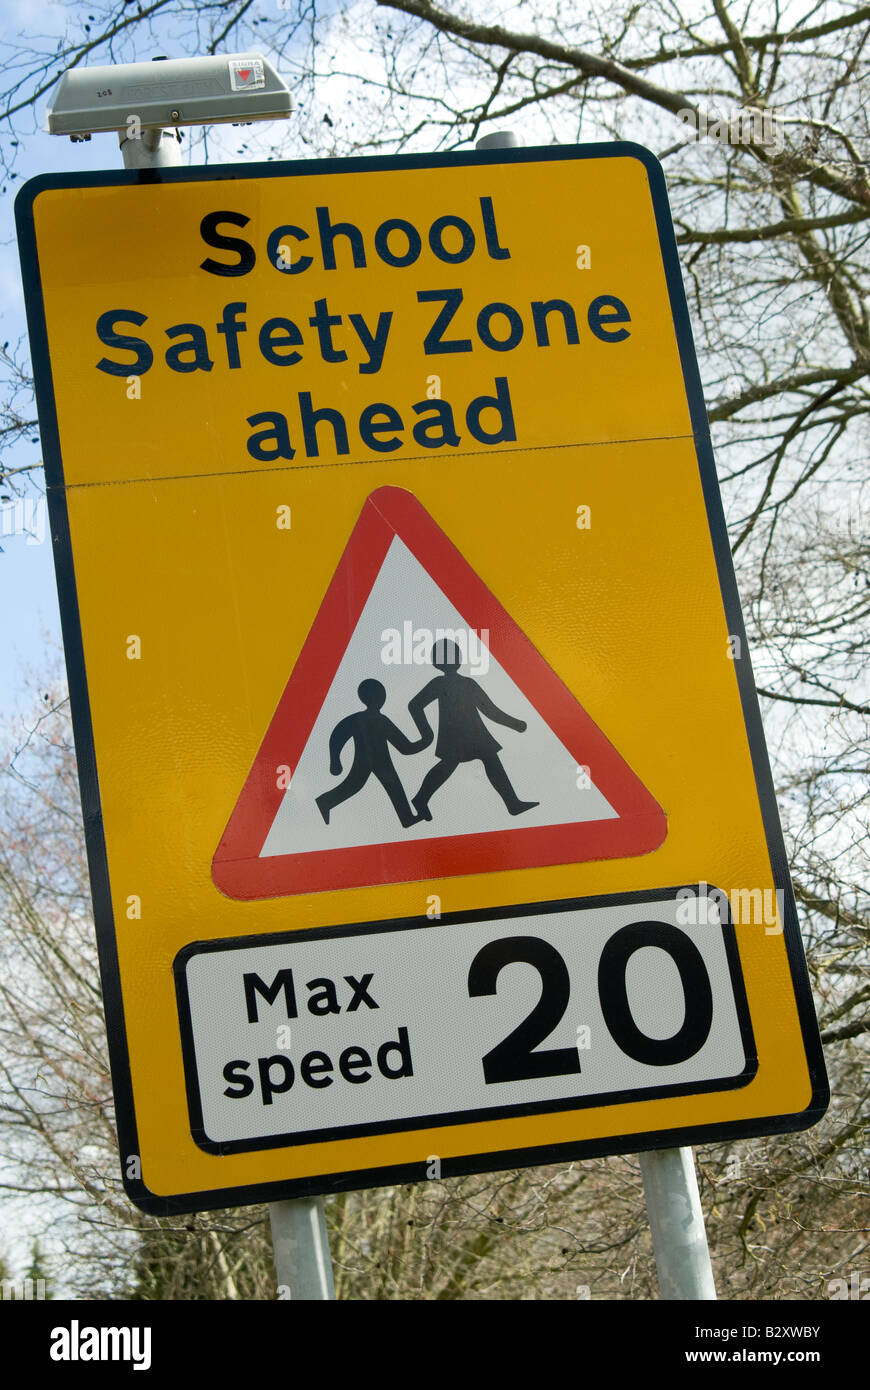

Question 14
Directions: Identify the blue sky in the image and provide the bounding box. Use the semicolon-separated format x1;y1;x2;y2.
0;3;308;729
2;134;100;726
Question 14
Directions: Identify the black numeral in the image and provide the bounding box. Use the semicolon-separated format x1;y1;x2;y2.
468;936;582;1084
598;920;713;1065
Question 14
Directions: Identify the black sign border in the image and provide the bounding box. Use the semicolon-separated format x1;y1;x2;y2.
15;142;829;1216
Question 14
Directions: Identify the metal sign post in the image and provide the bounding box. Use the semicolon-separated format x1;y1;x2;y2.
270;1196;336;1301
639;1147;717;1300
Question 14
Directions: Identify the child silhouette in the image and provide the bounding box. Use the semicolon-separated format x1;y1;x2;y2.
316;678;426;828
408;640;539;821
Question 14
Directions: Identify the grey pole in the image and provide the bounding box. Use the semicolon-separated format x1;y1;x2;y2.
476;129;523;150
270;1196;336;1300
639;1147;717;1299
119;126;182;169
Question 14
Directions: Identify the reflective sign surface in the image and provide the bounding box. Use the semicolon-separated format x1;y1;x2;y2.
16;146;826;1212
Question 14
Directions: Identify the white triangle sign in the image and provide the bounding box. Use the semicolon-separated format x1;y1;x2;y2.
212;487;666;898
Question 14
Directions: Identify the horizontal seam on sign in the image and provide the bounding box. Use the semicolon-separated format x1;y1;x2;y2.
49;431;697;489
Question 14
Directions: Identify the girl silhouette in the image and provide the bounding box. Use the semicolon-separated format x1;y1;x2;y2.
407;639;539;821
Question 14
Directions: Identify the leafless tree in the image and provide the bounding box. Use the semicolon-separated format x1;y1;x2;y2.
0;0;866;1298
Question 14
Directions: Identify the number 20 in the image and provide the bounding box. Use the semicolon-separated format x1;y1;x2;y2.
467;922;714;1085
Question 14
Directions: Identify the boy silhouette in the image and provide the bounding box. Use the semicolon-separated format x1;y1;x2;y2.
316;678;425;828
408;640;539;820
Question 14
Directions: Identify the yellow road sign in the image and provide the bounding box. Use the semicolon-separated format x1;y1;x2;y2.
16;145;827;1213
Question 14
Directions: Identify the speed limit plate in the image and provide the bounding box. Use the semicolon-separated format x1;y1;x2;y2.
175;886;754;1156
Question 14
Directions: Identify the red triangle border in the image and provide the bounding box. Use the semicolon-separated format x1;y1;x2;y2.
212;486;666;898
